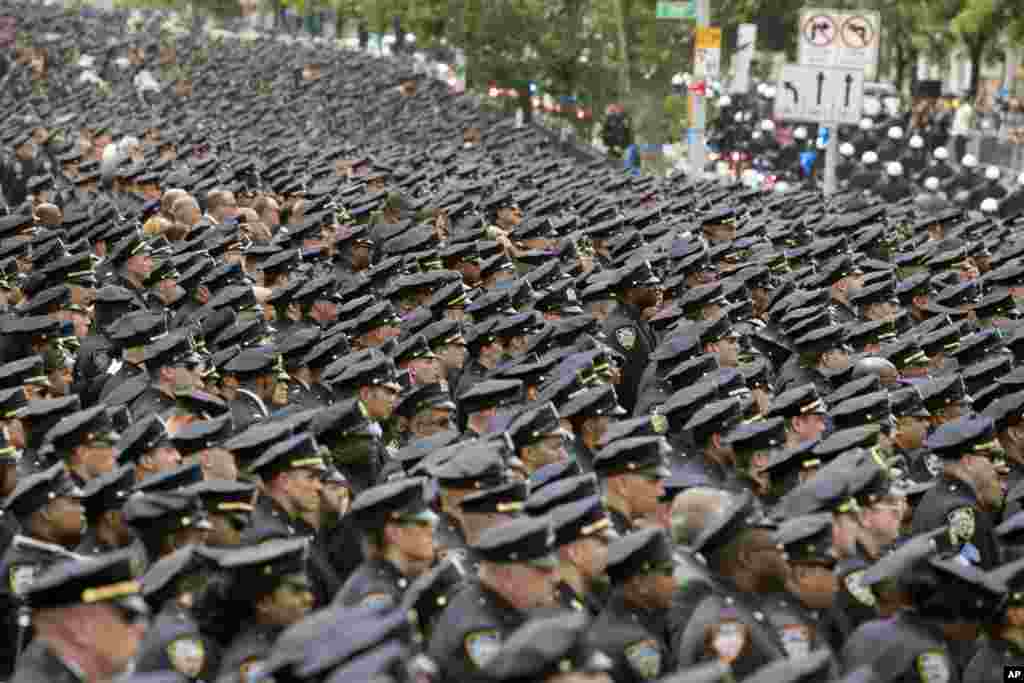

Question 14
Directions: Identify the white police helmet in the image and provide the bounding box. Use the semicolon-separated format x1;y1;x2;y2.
962;154;978;168
794;126;808;140
839;142;855;157
862;151;878;165
934;147;949;161
886;161;903;177
980;198;999;214
858;118;873;131
985;166;1000;181
924;177;940;192
887;126;903;140
909;135;924;149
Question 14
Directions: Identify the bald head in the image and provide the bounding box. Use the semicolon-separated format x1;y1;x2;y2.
171;196;201;227
670;486;733;547
161;188;187;217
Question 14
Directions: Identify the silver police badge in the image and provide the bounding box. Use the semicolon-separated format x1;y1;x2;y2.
844;570;877;607
916;650;951;683
465;630;502;669
616;327;637;351
947;507;975;545
625;639;662;680
167;637;205;678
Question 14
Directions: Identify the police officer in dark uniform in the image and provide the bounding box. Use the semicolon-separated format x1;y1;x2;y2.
134;544;224;681
964;556;1024;683
117;415;183;484
131;331;204;421
0;463;85;678
590;528;676;683
220;348;280;433
601;261;661;415
669;491;787;679
549;494;616;616
335;476;438;609
37;404;119;489
911;415;1004;569
278;327;326;410
776;325;850;397
430;444;508;566
76;464;135;555
216;537;314;682
12;553;149;683
771;513;844;654
70;286;139;406
593;437;670;535
242;432;340;606
96;312;164;403
842;541;1006;681
107;232;156;312
428;515;559;683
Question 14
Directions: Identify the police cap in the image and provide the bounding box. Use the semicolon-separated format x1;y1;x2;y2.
3;463;82;521
248;433;326;479
473;516;556;567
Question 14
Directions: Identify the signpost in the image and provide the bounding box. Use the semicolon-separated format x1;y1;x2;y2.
655;1;696;19
776;63;864;195
695;26;721;79
798;8;879;72
730;23;757;94
790;7;877;195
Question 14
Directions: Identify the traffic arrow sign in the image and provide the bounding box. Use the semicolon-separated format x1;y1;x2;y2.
775;64;863;125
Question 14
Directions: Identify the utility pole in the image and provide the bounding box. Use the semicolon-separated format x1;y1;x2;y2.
688;0;708;177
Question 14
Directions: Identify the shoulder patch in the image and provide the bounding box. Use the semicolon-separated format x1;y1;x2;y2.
167;637;205;677
359;592;396;610
709;621;746;664
916;650;951;683
779;624;811;659
844;570;877;608
465;629;501;669
239;657;266;683
9;565;37;596
615;327;637;351
625;639;662;679
947;507;975;545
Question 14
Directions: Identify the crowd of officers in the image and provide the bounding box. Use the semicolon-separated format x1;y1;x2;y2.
711;92;1024;216
5;4;1024;683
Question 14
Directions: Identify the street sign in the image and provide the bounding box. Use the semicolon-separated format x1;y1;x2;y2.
655;1;695;19
774;64;863;125
730;23;757;94
695;26;722;78
798;8;879;71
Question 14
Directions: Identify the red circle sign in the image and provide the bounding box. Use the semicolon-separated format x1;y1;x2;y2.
802;15;835;47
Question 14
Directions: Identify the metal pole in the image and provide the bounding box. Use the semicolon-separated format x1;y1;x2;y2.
689;0;709;177
823;122;838;195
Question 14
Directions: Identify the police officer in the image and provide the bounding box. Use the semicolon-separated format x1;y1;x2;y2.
593;437;670;535
548;494;616;615
911;415;1004;569
132;331;204;420
590;528;675;683
134;544;224;680
242;432;340;606
216;537;315;682
335;476;438;609
220;347;282;432
38;405;119;488
601;261;661;414
12;553;149;683
76;464;134;555
428;516;559;683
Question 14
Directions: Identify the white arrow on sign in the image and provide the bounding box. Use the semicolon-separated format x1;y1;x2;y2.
775;64;863;124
